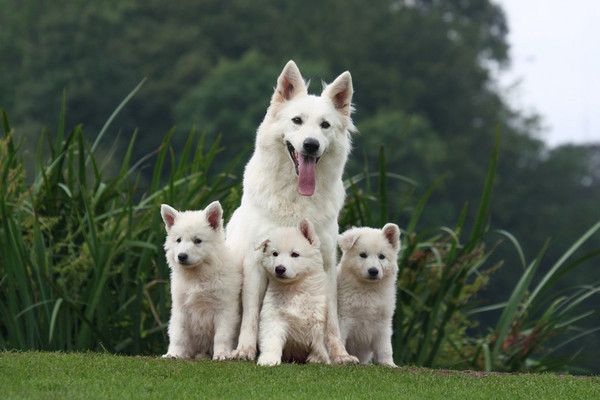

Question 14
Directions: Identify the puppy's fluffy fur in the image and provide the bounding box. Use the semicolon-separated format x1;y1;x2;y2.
337;224;401;367
161;202;241;360
256;220;330;366
227;60;358;363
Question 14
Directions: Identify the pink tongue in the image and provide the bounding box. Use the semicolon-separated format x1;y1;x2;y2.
298;156;316;196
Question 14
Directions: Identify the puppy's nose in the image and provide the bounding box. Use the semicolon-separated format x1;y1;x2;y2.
303;138;320;155
178;253;188;262
368;267;379;277
275;265;286;276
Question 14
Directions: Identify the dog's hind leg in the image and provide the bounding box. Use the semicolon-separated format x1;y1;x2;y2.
231;255;268;361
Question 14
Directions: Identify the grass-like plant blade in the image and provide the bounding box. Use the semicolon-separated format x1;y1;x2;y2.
491;240;549;364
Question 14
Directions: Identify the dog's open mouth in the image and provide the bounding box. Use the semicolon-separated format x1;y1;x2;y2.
286;141;320;196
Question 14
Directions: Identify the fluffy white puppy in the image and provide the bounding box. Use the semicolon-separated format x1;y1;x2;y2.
256;220;330;366
160;201;241;360
337;223;401;367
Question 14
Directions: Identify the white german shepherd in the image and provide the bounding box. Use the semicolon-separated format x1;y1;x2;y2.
227;60;358;363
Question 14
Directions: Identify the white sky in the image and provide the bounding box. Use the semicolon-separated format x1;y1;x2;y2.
496;0;600;146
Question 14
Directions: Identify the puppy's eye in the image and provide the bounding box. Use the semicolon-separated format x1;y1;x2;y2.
320;121;330;129
378;254;385;260
291;251;300;258
176;238;182;243
359;252;367;259
291;116;303;125
272;251;279;257
194;238;202;245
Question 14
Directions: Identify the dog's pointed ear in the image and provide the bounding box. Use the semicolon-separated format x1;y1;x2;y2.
205;201;223;231
382;223;401;251
160;204;178;231
271;60;307;105
255;238;271;253
338;229;359;252
299;219;319;247
322;71;353;116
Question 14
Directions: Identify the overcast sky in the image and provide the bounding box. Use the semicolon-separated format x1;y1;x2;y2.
496;0;600;146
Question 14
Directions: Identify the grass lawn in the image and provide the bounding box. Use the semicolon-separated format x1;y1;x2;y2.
0;352;598;399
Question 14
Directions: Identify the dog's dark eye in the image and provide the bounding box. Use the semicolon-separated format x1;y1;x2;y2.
292;116;303;125
194;238;202;245
291;251;300;258
176;238;182;243
360;252;367;258
378;254;385;260
320;121;330;129
272;251;279;257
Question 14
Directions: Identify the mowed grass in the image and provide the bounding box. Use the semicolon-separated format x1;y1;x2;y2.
0;352;598;399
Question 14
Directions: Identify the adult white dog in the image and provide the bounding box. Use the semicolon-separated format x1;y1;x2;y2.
227;60;358;363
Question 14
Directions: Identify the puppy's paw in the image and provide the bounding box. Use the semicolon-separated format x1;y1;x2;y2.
332;353;359;365
257;354;281;367
379;360;398;368
307;352;330;365
230;346;257;361
212;351;230;361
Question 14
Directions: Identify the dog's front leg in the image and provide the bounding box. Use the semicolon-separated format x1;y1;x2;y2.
231;256;267;361
212;304;240;361
373;324;397;367
257;313;286;367
307;322;331;365
323;248;358;364
163;309;194;359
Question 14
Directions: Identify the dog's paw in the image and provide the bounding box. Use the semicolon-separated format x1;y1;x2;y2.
378;360;398;368
230;346;257;361
307;352;330;365
257;354;281;367
332;353;359;365
212;351;230;361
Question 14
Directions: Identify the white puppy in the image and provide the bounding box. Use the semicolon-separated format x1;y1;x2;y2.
227;60;358;363
256;220;330;366
337;223;401;367
160;201;241;360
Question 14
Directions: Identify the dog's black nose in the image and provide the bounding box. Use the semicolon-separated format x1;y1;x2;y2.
275;265;286;276
303;138;320;155
368;267;379;277
178;253;188;262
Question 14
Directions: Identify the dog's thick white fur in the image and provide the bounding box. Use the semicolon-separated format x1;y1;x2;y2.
337;224;401;367
227;60;358;363
255;220;330;366
161;202;241;360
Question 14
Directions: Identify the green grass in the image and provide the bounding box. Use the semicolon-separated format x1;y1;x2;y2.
0;352;598;399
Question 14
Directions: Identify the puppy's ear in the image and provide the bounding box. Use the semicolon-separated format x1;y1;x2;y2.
255;238;271;253
382;223;401;251
322;71;353;116
338;230;358;252
160;204;178;231
205;201;223;231
271;60;307;105
299;219;320;247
